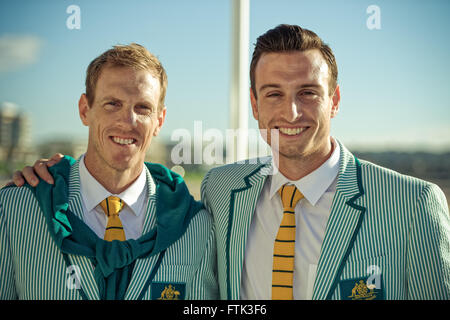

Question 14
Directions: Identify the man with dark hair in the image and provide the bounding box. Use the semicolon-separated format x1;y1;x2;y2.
250;24;338;98
10;25;450;300
0;44;218;300
202;24;449;300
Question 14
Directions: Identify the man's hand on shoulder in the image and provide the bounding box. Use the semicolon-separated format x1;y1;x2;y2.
8;153;64;187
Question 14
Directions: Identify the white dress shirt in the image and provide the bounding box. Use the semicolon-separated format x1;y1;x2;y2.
240;140;340;300
78;154;151;240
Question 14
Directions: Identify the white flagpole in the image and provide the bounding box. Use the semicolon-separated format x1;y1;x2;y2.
230;0;249;162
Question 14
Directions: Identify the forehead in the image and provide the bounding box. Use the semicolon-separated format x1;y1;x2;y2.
255;50;330;89
95;65;161;103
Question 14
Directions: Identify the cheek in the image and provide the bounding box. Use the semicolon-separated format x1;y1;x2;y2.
140;118;159;145
314;109;333;136
87;108;109;138
313;101;332;120
88;119;103;143
254;106;271;126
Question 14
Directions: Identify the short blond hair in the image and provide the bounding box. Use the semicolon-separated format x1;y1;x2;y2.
85;43;168;111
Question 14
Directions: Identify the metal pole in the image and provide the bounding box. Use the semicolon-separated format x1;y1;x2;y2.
230;0;249;162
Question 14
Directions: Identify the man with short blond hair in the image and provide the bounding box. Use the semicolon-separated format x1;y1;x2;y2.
0;44;218;300
85;43;168;111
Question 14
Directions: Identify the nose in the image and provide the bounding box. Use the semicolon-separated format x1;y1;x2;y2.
117;105;138;129
283;96;302;122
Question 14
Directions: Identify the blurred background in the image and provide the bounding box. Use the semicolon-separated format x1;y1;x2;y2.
0;0;449;205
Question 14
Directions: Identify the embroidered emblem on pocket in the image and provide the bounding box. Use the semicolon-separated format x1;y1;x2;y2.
340;276;384;300
151;282;186;300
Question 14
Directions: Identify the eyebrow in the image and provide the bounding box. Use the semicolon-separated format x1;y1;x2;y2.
258;84;280;92
258;83;323;92
99;96;156;108
99;96;122;103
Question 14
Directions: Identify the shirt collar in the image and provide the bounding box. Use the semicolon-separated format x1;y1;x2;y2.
79;154;149;216
269;138;340;206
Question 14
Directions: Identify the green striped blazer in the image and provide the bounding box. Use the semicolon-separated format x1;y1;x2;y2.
201;140;450;300
0;160;218;300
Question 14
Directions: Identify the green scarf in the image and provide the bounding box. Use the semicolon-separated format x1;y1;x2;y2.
26;156;203;300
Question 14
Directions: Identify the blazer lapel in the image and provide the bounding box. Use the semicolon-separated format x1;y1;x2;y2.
125;167;159;300
312;142;366;300
226;158;271;299
124;251;160;300
66;161;100;300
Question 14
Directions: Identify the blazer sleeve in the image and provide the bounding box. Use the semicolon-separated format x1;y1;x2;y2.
407;183;450;299
0;198;18;299
188;208;219;299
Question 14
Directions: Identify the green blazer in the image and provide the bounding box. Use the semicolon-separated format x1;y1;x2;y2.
201;140;450;300
0;160;218;300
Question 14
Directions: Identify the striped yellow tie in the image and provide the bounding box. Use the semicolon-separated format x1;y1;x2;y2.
272;184;304;300
100;196;126;241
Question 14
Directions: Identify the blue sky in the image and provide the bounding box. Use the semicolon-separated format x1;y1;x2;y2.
0;0;449;151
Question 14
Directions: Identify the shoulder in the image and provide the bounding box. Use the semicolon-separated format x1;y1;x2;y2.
0;185;41;229
0;185;37;209
358;158;434;189
357;158;448;210
178;206;214;251
191;203;213;225
339;139;435;192
200;156;270;203
202;156;271;185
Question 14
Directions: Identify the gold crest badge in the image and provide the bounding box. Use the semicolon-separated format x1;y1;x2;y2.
348;280;377;300
158;284;181;300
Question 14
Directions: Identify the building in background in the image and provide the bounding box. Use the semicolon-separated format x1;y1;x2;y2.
0;102;31;148
0;102;37;172
38;139;87;161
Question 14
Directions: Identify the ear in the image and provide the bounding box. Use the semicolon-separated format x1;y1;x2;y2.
330;85;340;118
153;107;167;136
78;94;90;126
250;87;259;120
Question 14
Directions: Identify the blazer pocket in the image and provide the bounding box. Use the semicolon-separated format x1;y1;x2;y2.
149;265;196;300
337;255;390;300
154;264;196;283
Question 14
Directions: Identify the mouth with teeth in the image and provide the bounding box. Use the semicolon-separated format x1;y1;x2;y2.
110;136;137;146
276;127;308;136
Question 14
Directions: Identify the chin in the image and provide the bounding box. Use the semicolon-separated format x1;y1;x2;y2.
271;145;302;160
280;150;309;160
108;155;140;172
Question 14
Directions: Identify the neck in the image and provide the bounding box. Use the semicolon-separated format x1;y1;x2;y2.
83;155;143;194
274;138;335;181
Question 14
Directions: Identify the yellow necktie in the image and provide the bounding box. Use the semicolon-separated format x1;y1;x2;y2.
100;196;126;241
272;184;304;300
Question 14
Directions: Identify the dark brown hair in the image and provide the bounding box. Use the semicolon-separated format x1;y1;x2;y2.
250;24;338;97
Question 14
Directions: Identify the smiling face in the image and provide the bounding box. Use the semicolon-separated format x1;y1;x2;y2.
250;49;340;164
79;64;166;180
